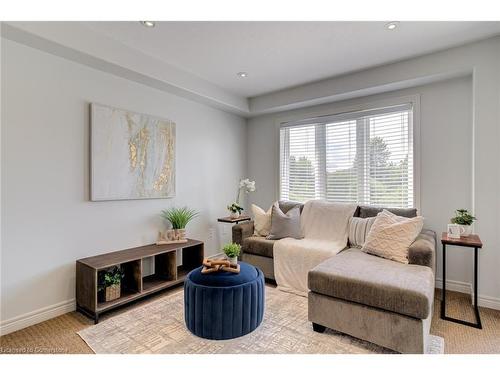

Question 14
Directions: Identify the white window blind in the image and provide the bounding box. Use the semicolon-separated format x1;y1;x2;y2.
280;104;414;208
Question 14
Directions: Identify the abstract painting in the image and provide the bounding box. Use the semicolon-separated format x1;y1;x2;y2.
90;103;175;201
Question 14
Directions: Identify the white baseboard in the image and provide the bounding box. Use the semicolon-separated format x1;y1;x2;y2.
0;299;76;336
435;278;500;311
435;278;472;294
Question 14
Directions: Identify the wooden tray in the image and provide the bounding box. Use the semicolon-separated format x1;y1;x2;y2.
201;258;240;274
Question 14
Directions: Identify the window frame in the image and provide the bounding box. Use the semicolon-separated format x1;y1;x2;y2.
274;95;421;211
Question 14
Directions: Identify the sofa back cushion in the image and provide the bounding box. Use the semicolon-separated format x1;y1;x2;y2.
356;205;417;218
278;200;417;219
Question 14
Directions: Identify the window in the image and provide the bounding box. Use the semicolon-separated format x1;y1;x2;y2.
279;104;414;208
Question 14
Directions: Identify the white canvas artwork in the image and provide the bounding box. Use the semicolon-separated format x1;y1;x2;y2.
90;103;176;201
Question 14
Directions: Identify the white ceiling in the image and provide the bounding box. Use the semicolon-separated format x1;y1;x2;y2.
84;21;500;98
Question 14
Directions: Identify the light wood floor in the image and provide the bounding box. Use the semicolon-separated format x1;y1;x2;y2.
1;287;499;354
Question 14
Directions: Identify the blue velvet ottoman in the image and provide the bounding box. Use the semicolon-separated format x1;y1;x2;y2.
184;261;265;340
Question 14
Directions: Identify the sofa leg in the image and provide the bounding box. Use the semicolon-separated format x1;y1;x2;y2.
312;323;326;333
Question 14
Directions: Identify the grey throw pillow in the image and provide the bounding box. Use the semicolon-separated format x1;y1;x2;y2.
266;203;302;240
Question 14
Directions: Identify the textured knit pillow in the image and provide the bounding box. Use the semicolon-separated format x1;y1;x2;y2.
348;216;376;248
266;202;302;240
362;209;424;264
251;203;272;237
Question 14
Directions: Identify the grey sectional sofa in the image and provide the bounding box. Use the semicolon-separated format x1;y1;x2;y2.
232;200;436;353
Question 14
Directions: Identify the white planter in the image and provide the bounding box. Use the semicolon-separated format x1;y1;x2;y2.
229;211;240;219
460;225;472;237
175;228;186;241
227;256;238;266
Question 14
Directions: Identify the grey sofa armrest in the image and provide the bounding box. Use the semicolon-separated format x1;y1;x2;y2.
408;229;436;271
232;221;255;245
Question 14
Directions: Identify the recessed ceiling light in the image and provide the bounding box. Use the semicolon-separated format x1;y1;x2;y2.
385;21;399;30
237;72;248;78
140;21;155;28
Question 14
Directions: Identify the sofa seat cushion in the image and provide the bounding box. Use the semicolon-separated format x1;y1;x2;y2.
308;248;434;319
242;236;275;258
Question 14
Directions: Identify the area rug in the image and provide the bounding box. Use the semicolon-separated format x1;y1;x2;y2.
78;286;444;354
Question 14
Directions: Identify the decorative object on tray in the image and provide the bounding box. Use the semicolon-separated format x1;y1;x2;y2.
450;208;476;237
97;266;124;302
222;242;241;265
227;178;256;218
158;206;198;244
201;258;240;274
90;103;175;201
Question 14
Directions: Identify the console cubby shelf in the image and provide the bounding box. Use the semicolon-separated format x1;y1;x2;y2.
76;239;204;323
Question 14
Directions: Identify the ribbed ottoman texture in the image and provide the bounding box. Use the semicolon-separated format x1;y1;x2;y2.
184;262;265;340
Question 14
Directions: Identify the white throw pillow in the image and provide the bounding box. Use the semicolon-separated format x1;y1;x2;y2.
362;209;424;264
251;203;272;237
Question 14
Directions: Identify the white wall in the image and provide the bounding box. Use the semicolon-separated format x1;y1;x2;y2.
248;73;500;309
0;39;247;329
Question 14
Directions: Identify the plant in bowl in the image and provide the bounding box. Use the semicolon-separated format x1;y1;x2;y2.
451;209;476;237
227;202;244;219
161;207;199;242
98;266;124;302
222;242;241;265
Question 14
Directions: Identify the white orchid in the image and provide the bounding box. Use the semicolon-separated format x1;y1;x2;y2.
232;178;256;208
239;178;256;193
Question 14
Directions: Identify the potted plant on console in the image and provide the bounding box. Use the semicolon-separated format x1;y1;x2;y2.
98;266;124;302
451;208;476;237
160;206;199;244
223;242;241;265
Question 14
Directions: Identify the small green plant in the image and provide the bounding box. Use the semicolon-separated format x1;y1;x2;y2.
161;207;199;229
227;202;244;214
98;266;124;292
223;242;241;258
451;209;476;226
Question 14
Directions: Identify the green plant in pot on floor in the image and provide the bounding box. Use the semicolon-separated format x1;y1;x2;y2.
450;208;476;237
161;206;199;243
223;242;241;265
98;266;124;302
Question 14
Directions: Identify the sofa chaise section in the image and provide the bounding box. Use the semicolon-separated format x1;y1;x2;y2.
307;245;435;353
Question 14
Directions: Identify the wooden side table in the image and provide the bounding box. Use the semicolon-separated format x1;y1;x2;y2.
217;215;251;224
441;232;482;329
